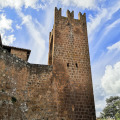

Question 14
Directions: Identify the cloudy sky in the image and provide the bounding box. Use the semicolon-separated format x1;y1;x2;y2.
0;0;120;117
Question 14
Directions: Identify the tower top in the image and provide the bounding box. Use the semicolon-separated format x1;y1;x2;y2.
54;7;86;22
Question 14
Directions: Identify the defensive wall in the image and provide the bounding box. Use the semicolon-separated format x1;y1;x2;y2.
0;7;96;120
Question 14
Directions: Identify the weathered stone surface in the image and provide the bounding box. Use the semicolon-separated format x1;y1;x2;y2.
0;7;96;120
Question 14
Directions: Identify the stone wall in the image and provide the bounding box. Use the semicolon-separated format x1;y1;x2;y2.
11;48;28;61
0;7;96;120
0;46;57;120
48;7;96;120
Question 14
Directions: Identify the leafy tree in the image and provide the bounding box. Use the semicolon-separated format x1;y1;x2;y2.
115;111;120;120
100;96;120;119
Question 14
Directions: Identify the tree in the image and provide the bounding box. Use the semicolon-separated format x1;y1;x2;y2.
100;96;120;119
115;112;120;120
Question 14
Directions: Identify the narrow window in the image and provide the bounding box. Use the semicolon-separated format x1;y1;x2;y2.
67;63;69;67
76;63;78;68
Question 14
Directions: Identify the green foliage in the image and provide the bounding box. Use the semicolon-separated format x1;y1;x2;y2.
100;96;120;119
115;111;120;120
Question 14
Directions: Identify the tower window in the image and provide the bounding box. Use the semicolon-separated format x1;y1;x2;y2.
76;63;78;68
67;63;69;67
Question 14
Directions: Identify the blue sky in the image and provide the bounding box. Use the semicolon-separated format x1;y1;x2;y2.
0;0;120;117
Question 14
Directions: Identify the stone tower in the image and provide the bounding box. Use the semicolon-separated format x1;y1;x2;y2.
0;7;96;120
48;7;96;119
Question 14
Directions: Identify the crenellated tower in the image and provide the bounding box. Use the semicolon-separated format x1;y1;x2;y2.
48;7;96;120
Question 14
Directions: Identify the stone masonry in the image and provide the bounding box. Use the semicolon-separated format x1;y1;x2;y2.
0;7;96;120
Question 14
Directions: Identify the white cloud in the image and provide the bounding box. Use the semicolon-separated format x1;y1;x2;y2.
15;0;55;64
93;84;106;117
106;19;120;31
41;0;97;10
95;99;106;117
2;35;16;45
87;8;107;41
0;14;13;31
0;0;46;10
60;0;96;9
95;18;120;50
88;0;120;67
16;24;22;30
0;14;15;45
17;11;49;64
107;41;120;51
101;62;120;95
87;0;120;43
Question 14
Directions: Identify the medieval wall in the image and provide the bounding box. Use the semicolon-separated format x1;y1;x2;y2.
0;46;58;120
0;7;96;120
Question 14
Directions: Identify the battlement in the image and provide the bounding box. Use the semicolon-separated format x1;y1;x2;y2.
78;12;86;20
55;7;62;16
55;7;86;22
66;10;74;19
